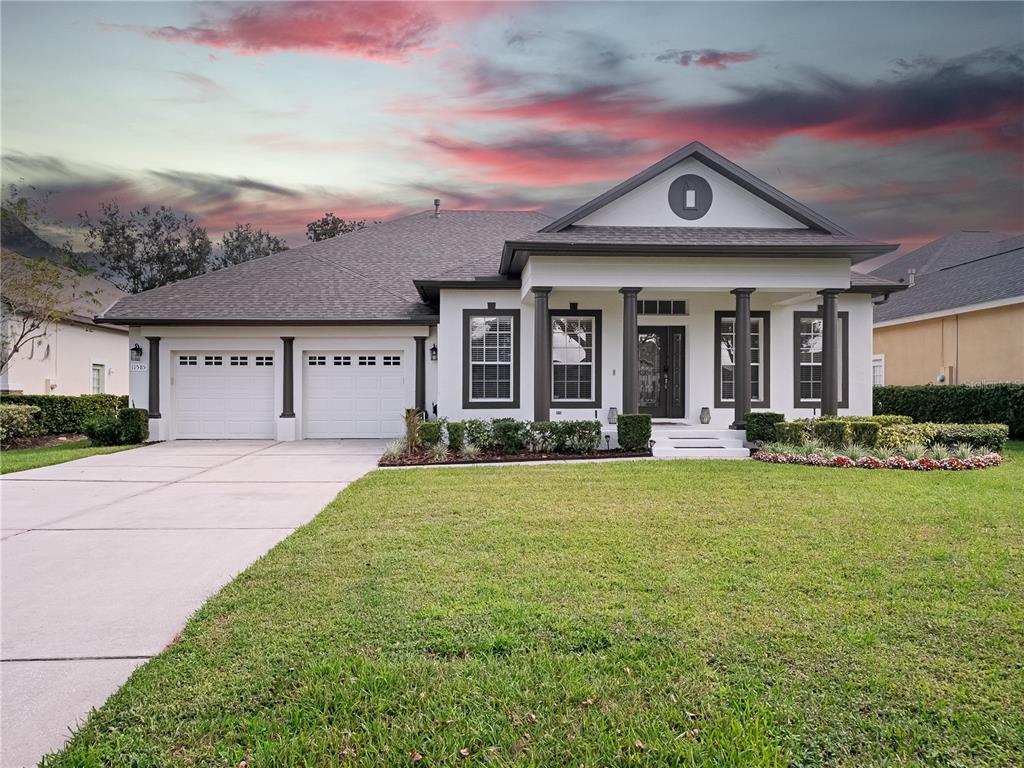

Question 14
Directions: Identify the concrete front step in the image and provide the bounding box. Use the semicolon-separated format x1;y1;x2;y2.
652;446;751;459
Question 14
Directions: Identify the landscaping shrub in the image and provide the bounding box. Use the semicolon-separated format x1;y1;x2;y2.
775;421;808;444
463;419;496;451
404;409;423;451
821;414;913;427
492;418;530;454
877;423;941;450
847;420;881;448
810;419;850;448
82;415;122;446
617;414;652;451
446;421;465;452
560;420;602;454
874;383;1024;438
417;420;443;447
933;423;1009;451
0;404;41;441
745;411;785;444
529;421;560;453
117;408;149;444
0;394;127;435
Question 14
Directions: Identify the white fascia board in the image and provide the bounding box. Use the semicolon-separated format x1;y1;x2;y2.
874;295;1024;328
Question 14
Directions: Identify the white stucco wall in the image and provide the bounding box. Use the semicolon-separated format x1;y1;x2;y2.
128;325;430;441
436;288;875;428
575;157;805;229
1;322;128;396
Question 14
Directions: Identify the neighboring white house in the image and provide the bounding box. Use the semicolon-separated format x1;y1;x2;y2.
98;142;904;449
1;255;129;396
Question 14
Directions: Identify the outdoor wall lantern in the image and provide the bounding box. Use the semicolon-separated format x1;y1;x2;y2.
607;406;618;424
430;344;438;361
130;343;144;362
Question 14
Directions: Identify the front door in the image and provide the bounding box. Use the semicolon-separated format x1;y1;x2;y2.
638;326;685;418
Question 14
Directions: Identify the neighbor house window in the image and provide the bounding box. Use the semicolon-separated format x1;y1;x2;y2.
551;311;601;407
714;311;770;408
872;354;885;387
462;309;520;408
91;364;105;394
793;311;849;408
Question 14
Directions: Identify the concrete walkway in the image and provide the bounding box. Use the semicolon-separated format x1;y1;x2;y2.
0;439;386;768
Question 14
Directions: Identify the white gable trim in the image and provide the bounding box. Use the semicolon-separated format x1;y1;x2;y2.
575;157;806;229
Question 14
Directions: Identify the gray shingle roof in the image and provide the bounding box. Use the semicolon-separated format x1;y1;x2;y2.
510;226;887;247
100;210;551;324
874;237;1024;323
870;230;1013;282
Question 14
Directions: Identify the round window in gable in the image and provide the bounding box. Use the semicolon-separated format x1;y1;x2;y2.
668;174;713;220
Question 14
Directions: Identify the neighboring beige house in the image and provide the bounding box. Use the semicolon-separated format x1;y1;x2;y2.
1;252;129;395
869;232;1024;386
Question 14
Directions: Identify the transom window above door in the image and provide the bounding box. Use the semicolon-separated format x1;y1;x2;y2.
551;312;602;407
463;309;520;408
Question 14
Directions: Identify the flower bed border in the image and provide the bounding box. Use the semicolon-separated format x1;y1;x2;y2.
379;448;652;467
753;450;1004;471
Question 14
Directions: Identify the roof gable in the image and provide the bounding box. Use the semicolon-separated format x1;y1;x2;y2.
541;141;850;235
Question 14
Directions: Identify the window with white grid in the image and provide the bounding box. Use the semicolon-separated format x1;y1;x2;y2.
469;315;513;402
718;316;764;403
794;311;847;407
551;316;595;402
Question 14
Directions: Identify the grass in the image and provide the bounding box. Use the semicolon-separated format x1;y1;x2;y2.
45;443;1024;767
0;438;139;474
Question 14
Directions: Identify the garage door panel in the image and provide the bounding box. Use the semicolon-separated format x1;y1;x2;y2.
173;351;275;439
303;351;406;438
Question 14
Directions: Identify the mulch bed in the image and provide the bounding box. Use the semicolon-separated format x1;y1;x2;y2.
1;433;85;451
379;448;652;467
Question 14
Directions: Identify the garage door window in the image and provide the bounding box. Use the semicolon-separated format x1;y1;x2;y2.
383;355;401;366
255;356;273;366
308;355;326;366
333;355;351;366
179;355;197;366
230;355;248;366
358;355;377;366
204;355;222;366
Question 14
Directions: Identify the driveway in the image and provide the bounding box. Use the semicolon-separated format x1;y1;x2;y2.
0;439;386;768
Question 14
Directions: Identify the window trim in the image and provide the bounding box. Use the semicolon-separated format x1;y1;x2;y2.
462;308;521;409
713;310;771;409
872;353;885;387
793;310;850;409
550;308;602;409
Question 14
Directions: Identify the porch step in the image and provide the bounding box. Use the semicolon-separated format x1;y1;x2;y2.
653;445;751;460
649;424;750;460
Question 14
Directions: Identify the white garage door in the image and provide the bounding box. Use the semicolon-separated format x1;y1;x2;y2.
173;352;276;439
303;351;406;438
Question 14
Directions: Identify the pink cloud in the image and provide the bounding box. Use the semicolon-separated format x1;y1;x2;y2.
142;1;497;62
657;48;760;69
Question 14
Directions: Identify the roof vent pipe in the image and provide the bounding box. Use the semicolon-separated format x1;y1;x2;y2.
907;268;916;286
433;198;441;218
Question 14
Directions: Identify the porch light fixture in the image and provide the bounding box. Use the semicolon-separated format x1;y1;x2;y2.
430;344;438;361
604;435;611;450
607;406;618;424
130;343;143;362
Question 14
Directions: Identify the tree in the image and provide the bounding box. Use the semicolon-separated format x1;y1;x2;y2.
210;223;288;270
0;251;83;375
80;203;212;293
306;212;369;242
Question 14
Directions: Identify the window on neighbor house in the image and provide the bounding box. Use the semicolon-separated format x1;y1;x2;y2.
463;310;519;407
872;354;885;387
793;311;849;408
714;312;770;408
91;364;105;394
551;313;601;406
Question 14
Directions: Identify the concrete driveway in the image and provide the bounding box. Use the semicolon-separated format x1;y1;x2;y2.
0;439;386;768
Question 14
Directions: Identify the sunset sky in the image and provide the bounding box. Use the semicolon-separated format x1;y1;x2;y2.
2;1;1022;253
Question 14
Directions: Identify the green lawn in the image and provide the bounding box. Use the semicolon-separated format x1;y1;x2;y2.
46;444;1024;767
0;439;139;474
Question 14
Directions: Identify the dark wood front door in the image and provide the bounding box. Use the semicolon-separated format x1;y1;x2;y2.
638;326;685;418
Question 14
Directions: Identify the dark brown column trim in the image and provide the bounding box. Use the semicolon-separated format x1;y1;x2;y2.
532;287;552;421
145;336;161;418
414;336;426;415
620;287;641;414
280;337;295;418
819;289;840;416
730;288;755;430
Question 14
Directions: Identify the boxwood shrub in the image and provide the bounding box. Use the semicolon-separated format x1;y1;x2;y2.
874;383;1024;438
0;394;128;435
417;420;443;447
821;414;912;427
745;411;785;444
82;415;122;446
117;408;150;444
0;404;41;441
560;420;602;454
774;421;808;444
617;414;652;451
933;423;1008;451
446;421;465;452
493;418;530;453
810;419;850;448
877;423;941;450
463;419;497;451
847;420;881;448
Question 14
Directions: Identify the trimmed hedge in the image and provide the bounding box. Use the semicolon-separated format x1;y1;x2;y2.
933;424;1008;451
775;421;808;444
82;415;121;446
417;420;443;447
118;408;149;444
493;418;530;453
446;421;465;452
874;383;1024;438
876;423;942;450
847;421;881;448
821;414;913;427
0;394;128;435
464;419;496;451
745;412;785;444
0;404;41;441
810;419;850;448
617;414;652;451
